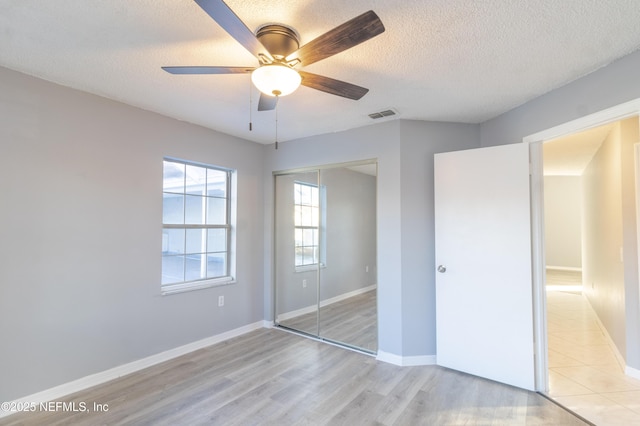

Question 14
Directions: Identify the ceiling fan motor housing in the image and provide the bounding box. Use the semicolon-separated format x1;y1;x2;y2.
255;24;300;60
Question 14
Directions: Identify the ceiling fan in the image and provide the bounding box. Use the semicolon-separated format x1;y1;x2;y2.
162;0;385;111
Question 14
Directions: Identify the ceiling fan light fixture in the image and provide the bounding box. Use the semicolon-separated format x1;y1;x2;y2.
251;64;301;97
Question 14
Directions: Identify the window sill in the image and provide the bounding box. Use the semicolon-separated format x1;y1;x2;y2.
161;276;235;296
294;263;326;273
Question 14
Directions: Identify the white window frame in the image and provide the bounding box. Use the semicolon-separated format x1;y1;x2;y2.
294;181;326;272
161;158;236;295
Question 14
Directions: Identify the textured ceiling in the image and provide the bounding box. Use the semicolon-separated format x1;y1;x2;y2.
1;1;640;144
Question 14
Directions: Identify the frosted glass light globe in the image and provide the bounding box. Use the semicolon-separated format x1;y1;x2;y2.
251;64;302;97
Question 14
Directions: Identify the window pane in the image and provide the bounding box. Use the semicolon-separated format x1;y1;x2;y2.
207;228;227;252
207;253;226;278
185;254;206;281
185;165;207;195
206;197;227;225
163;193;184;224
295;247;304;266
300;184;312;205
294;228;303;247
185;195;205;224
302;247;315;265
293;183;302;204
163;161;185;193
311;186;319;206
207;169;227;197
300;206;314;226
186;228;206;254
162;255;185;284
163;228;185;254
294;205;302;226
302;228;314;246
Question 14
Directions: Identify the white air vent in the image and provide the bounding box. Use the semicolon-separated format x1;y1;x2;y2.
368;108;398;120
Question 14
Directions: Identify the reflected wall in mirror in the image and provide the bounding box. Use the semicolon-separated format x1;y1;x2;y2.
274;162;377;353
275;171;320;336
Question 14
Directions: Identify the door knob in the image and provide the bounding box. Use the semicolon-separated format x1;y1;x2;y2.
437;265;446;273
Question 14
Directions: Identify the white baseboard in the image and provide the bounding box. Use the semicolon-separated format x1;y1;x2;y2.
377;350;436;367
277;304;317;322
277;285;377;321
546;284;583;292
582;294;627;372
262;320;274;328
626;365;640;380
546;266;582;272
0;321;265;419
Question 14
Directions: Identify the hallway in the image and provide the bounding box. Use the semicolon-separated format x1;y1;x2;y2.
547;271;640;425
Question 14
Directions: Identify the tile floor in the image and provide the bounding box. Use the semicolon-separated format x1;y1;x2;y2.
547;271;640;425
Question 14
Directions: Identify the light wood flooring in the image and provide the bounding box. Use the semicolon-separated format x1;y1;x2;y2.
278;289;377;352
546;269;640;425
1;328;587;425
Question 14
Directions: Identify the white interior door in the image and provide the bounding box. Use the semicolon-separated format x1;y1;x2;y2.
434;143;535;390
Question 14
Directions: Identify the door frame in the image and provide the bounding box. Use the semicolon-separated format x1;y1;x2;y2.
524;98;640;392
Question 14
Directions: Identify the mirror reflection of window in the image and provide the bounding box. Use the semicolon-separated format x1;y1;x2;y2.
293;182;326;269
294;182;319;267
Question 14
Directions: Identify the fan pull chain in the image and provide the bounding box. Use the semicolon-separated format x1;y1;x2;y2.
275;96;279;150
248;78;253;131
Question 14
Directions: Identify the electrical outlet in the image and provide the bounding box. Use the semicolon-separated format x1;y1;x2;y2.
365;265;369;273
218;295;224;307
302;279;307;288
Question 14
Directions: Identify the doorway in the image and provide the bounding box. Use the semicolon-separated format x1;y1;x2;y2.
527;105;640;423
273;161;378;353
542;122;640;422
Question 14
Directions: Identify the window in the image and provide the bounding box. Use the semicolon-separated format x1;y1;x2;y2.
162;159;234;293
294;182;320;267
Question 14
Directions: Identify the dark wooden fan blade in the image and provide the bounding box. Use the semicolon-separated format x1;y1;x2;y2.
299;71;369;100
195;0;273;62
162;66;254;75
258;93;278;111
286;10;384;66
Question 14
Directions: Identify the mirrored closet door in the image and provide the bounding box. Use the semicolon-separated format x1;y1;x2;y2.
274;162;377;353
274;170;320;337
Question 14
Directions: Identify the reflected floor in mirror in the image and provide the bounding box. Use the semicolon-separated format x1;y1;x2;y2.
278;289;377;352
2;328;587;426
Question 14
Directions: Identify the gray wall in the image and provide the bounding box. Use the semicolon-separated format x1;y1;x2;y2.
480;49;640;370
264;120;480;358
544;176;582;269
320;167;377;301
0;66;265;402
480;50;640;148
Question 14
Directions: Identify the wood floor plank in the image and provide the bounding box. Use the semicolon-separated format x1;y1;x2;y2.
374;366;438;425
281;289;378;352
1;329;588;426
